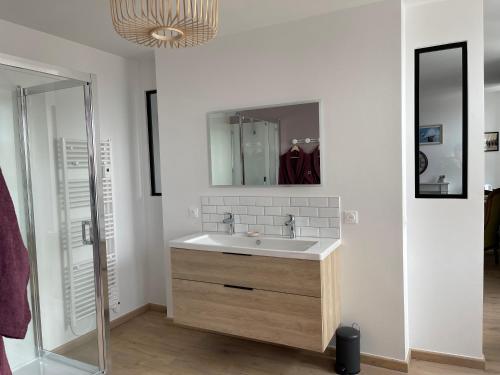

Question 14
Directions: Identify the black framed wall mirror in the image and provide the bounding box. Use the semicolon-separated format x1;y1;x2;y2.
146;90;162;196
415;42;468;199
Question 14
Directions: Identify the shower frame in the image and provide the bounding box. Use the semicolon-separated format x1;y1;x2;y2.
0;52;111;374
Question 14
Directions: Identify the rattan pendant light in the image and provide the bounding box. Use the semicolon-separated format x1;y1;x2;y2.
110;0;219;48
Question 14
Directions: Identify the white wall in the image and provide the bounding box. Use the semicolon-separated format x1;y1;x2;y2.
485;87;500;188
405;0;485;359
131;57;166;306
0;19;149;321
156;0;408;360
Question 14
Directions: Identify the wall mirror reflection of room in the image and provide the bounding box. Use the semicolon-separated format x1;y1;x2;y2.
208;102;321;186
415;42;468;198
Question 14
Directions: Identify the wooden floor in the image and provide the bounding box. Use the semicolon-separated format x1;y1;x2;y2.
66;254;500;375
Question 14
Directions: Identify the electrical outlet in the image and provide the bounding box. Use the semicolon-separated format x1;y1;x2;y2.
102;165;111;178
188;206;200;218
344;210;359;224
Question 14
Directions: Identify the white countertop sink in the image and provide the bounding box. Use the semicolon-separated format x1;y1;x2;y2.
169;233;341;260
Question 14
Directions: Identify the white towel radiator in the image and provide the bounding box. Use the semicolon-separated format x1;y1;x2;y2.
59;138;120;336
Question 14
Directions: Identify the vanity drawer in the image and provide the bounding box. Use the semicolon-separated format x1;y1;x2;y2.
172;278;324;352
171;248;321;297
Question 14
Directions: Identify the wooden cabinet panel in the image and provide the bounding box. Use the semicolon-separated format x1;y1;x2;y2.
320;251;340;349
171;248;321;297
172;278;325;352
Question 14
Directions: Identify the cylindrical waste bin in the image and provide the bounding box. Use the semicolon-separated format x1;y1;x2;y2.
335;325;360;375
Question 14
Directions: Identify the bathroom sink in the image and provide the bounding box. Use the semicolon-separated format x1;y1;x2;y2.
185;234;317;252
169;233;341;260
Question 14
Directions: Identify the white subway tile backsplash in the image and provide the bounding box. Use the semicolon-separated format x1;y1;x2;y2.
210;214;223;222
273;216;288;226
272;197;290;207
248;225;265;233
265;206;281;216
200;195;341;239
299;207;319;217
209;196;224;205
240;215;257;225
265;225;282;235
235;224;249;233
329;197;340;208
330;218;341;227
231;205;248;214
202;223;217;232
202;205;216;214
291;197;309;206
239;196;256;205
216;206;231;214
218;223;229;232
308;197;329;207
295;216;310;226
283;207;300;216
257;216;274;225
319;207;340;218
223;196;239;205
310;217;330;228
248;206;265;216
255;196;273;206
301;227;319;237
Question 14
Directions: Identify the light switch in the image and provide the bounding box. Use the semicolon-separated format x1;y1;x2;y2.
344;210;359;224
188;206;200;218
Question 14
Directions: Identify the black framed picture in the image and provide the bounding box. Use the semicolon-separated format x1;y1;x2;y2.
485;132;499;152
419;125;443;145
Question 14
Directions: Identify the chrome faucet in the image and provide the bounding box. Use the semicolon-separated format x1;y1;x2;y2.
284;214;296;239
223;212;235;235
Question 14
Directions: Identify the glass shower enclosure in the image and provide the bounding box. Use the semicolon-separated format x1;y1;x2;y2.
0;55;110;374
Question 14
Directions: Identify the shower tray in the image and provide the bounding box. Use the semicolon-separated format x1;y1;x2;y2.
13;352;101;375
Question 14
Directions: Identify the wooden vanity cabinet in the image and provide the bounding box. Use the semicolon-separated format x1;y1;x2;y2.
171;248;340;353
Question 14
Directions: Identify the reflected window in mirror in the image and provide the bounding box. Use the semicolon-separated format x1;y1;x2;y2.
208;102;321;186
415;42;468;198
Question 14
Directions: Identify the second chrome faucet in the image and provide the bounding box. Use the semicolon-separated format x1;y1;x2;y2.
284;214;296;239
223;212;235;235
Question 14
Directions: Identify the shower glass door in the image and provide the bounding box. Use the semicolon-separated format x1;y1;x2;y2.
0;59;109;375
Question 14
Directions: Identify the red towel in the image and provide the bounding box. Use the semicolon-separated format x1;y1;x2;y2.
0;169;31;375
278;147;316;185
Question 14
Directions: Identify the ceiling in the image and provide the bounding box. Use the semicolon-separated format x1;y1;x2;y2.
486;0;500;85
0;0;382;59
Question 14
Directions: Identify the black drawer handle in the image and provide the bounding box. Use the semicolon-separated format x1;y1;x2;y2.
222;252;252;257
224;284;254;291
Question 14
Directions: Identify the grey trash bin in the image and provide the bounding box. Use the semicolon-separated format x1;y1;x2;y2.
334;325;360;375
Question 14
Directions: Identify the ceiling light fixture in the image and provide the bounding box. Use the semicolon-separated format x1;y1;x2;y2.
110;0;219;48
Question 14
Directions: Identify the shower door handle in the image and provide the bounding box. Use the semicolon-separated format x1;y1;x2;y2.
81;220;94;245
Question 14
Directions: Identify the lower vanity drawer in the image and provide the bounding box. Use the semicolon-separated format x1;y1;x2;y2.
172;278;325;352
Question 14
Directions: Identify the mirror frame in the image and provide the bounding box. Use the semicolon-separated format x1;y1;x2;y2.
207;100;323;187
146;89;162;196
414;41;468;199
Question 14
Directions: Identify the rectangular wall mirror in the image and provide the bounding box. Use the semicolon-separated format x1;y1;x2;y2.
415;42;468;198
146;90;162;196
208;102;321;186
